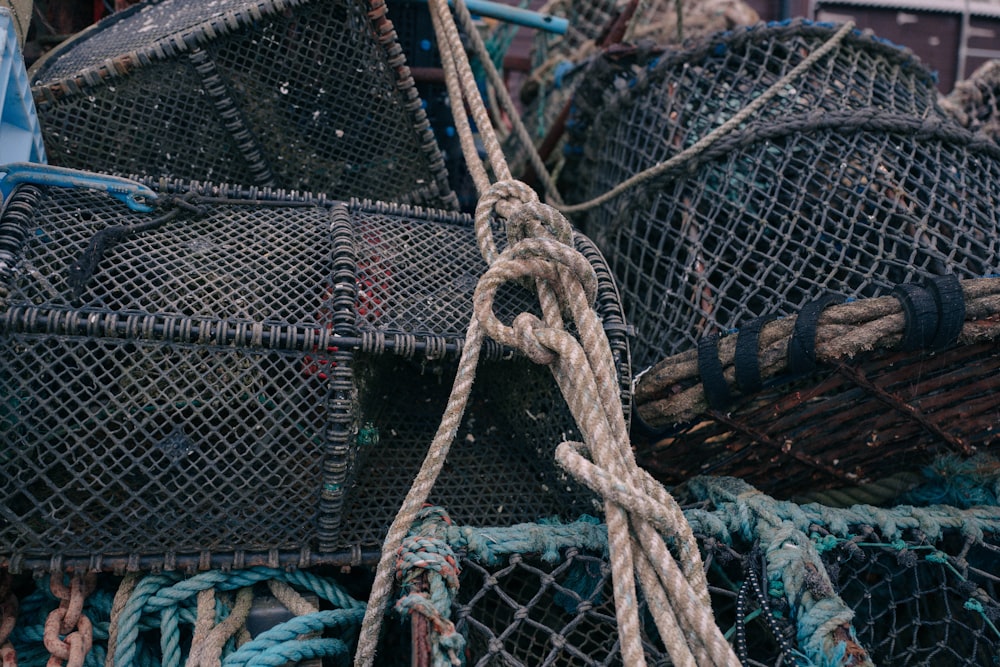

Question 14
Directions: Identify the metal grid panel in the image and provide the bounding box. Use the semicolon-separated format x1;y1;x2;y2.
30;0;456;207
0;182;630;564
1;335;325;555
6;188;332;321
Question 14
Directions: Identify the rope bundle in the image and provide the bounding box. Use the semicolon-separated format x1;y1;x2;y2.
353;1;737;665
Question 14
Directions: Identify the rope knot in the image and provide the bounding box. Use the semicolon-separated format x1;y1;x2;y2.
474;180;539;265
396;537;461;592
512;312;558;365
506;200;573;247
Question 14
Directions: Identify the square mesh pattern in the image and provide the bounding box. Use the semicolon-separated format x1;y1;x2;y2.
30;0;456;208
455;551;668;666
329;201;629;549
0;183;630;563
562;21;1000;370
583;126;1000;370
1;336;324;555
336;356;603;549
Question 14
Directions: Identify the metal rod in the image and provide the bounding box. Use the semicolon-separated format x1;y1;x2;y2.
415;0;568;34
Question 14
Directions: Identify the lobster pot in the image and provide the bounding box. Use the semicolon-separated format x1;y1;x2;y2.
0;181;629;566
449;475;1000;667
29;0;456;209
560;20;1000;371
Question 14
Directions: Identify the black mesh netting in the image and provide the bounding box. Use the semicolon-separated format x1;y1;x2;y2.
561;20;1000;371
0;180;629;563
28;0;457;208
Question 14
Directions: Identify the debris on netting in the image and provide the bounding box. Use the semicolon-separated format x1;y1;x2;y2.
632;276;1000;500
902;453;1000;509
28;0;458;208
940;60;1000;142
559;19;1000;372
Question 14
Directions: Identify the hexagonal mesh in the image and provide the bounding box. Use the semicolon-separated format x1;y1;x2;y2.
447;479;1000;667
561;20;1000;371
0;180;630;563
29;0;456;208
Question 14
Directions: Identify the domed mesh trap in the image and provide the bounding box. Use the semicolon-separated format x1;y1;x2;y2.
0;179;629;569
561;20;1000;372
28;0;457;208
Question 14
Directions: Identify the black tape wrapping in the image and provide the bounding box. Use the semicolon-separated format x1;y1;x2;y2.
698;332;732;411
734;315;777;395
892;283;939;351
923;274;965;349
787;294;845;375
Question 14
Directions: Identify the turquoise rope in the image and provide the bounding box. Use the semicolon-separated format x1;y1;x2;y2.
444;514;608;564
241;637;351;666
223;609;364;667
396;507;466;667
114;573;183;666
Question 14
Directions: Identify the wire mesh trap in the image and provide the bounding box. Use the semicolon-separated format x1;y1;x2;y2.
28;0;456;208
0;178;629;567
450;483;1000;667
631;276;1000;501
559;20;1000;372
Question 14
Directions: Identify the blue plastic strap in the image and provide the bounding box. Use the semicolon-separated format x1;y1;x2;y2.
0;163;157;212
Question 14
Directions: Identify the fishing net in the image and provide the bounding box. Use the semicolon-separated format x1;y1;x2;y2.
0;178;629;567
559;20;1000;372
449;473;1000;667
9;472;996;667
28;0;457;208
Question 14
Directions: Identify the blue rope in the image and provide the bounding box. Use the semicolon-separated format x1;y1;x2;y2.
395;507;466;667
222;609;364;667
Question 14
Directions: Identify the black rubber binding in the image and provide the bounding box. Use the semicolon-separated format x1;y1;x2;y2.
698;332;732;410
787;293;845;375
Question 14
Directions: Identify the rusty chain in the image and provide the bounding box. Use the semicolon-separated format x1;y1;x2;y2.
1;571;18;667
43;573;96;667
